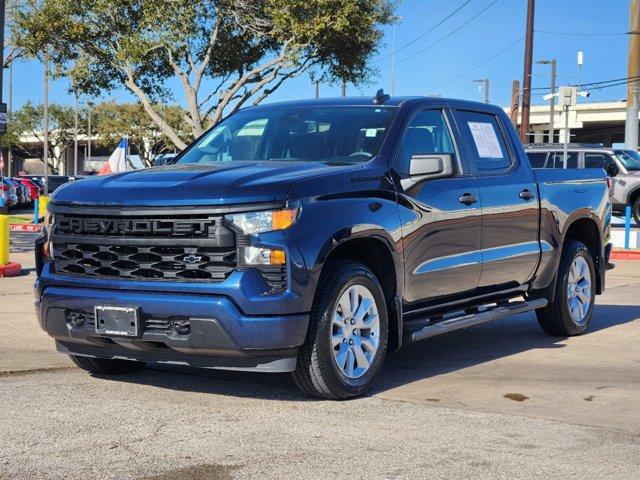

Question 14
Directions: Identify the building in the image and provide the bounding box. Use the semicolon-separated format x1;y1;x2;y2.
508;100;635;146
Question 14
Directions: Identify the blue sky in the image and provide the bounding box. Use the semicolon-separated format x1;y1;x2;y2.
4;0;631;111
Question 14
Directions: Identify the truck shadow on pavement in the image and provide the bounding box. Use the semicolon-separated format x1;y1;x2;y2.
99;303;640;401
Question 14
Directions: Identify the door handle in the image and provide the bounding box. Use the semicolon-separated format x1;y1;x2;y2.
519;189;534;200
458;193;478;205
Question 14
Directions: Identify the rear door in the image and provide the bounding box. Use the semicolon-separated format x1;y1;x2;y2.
452;108;540;289
396;106;482;307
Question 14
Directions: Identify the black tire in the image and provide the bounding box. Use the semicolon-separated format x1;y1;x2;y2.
292;260;388;399
632;197;640;226
536;240;596;336
69;354;146;375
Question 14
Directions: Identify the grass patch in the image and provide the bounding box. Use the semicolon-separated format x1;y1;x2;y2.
8;215;33;224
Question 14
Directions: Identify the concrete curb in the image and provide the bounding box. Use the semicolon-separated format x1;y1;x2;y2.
9;223;43;233
610;249;640;260
0;262;22;277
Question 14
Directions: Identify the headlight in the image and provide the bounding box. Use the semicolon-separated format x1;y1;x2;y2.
225;206;299;235
225;207;297;267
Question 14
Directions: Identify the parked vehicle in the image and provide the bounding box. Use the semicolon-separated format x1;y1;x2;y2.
15;178;40;201
35;95;611;399
525;143;640;223
21;174;71;194
1;178;18;208
10;178;29;206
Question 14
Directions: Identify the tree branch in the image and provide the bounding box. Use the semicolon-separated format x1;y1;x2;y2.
123;66;188;150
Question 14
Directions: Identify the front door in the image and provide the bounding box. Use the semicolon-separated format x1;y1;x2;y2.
396;108;482;310
452;108;540;290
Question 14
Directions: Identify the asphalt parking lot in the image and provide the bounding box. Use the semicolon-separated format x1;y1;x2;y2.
1;232;640;479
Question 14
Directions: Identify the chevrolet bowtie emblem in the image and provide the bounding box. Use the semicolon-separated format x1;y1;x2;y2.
182;254;203;264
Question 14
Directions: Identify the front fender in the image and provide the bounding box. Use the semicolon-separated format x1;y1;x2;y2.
257;193;403;313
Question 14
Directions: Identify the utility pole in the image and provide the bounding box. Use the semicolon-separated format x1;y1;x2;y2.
537;59;557;143
626;0;640;150
73;93;78;176
520;0;535;144
510;80;520;127
473;78;490;103
43;55;50;195
0;0;5;182
391;22;397;96
315;81;319;99
341;79;346;97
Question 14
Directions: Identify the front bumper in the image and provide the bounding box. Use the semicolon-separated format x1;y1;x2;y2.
36;286;309;373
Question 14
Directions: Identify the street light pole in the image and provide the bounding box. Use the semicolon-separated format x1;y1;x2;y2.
43;55;49;195
73;93;78;176
87;102;92;166
7;60;12;176
537;59;557;143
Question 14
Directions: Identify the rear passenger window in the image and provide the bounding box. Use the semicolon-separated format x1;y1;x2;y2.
455;110;512;173
527;152;548;168
550;152;578;169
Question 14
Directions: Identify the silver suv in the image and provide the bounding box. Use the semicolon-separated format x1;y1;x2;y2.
525;143;640;223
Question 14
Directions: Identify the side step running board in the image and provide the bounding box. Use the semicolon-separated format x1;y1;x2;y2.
407;298;548;343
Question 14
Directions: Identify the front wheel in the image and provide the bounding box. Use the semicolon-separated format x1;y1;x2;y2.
293;261;388;399
536;240;596;336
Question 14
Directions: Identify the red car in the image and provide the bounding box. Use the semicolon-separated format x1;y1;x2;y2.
15;178;40;201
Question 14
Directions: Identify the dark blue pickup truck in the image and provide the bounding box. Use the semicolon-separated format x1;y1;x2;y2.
35;93;612;399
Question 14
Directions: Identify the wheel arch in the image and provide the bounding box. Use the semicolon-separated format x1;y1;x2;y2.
317;233;403;351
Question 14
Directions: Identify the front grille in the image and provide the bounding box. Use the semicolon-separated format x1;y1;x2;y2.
51;209;236;282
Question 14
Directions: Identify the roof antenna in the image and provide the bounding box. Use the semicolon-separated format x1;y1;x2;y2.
373;88;390;105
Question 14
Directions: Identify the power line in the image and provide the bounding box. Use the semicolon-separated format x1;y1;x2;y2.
530;75;640;92
425;36;524;92
380;0;472;60
535;29;626;37
383;0;500;69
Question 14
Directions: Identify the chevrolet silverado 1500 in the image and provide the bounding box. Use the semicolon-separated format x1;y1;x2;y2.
35;93;612;399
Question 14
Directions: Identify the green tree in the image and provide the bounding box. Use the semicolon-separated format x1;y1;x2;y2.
11;0;394;150
2;101;83;174
94;101;189;167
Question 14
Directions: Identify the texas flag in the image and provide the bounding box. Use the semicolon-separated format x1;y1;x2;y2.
99;138;128;175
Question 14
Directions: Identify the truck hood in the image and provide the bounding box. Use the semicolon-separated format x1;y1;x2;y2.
51;161;354;207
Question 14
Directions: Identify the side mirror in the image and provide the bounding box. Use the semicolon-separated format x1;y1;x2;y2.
409;154;454;179
604;163;619;177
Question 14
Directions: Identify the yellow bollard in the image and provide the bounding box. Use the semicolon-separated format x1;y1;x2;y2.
0;212;8;265
38;195;49;219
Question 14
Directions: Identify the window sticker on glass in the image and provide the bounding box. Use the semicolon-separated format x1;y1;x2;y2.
468;121;503;159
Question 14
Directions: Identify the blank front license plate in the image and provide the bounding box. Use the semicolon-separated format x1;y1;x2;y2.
94;306;139;337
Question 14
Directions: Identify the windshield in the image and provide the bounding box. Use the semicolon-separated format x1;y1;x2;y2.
615;149;640;171
175;106;397;165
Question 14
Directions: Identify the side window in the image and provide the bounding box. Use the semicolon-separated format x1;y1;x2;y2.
400;109;456;173
550;152;578;169
527;152;548;168
455;110;512;173
584;153;613;168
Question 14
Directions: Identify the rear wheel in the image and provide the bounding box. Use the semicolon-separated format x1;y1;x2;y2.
632;197;640;226
536;240;596;336
293;261;388;399
69;355;146;375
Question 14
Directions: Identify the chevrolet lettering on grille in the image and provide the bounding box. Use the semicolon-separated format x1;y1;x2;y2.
56;217;212;237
